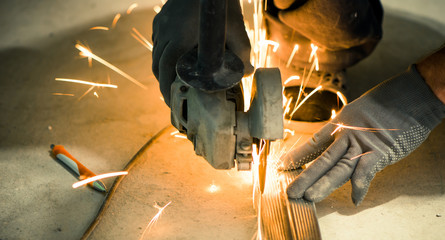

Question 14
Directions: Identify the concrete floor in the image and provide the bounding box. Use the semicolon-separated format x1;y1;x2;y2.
0;0;444;239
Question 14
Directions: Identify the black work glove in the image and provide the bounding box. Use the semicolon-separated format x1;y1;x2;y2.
282;65;445;205
152;0;253;106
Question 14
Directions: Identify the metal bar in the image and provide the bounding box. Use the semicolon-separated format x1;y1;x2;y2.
260;169;322;239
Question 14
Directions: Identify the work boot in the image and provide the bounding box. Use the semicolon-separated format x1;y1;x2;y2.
283;68;347;122
262;6;350;123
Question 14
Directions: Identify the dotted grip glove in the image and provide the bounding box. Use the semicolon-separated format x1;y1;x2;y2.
152;0;252;106
282;65;445;205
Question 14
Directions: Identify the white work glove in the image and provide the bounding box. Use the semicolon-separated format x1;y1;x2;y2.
283;65;445;205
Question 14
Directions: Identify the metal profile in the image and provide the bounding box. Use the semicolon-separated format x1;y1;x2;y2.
259;169;322;239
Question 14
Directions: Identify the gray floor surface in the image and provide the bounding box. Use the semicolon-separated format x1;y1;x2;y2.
1;0;444;239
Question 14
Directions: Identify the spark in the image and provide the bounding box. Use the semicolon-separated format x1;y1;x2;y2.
331;123;399;135
302;44;319;85
126;3;138;14
55;78;118;88
258;35;276;67
208;185;219;192
284;96;293;115
284;129;295;136
256;197;263;240
241;3;274;233
131;28;153;51
309;43;318;63
251;144;260;207
243;2;344;238
78;85;95;101
94;92;99;98
170;130;180;136
208;182;220;193
351;152;373;160
77;43;94;67
174;134;187;139
331;109;337;119
140;201;172;240
259;40;279;52
153;5;162;13
291;44;319;111
283;75;300;85
241;76;254;111
89;26;109;31
52;93;74;96
289;85;322;118
314;56;319;71
253;13;259;56
286;44;299;68
171;131;188;139
337;91;347;106
111;13;121;29
290;45;319;102
282;95;288;107
75;43;147;89
88;56;93;68
331;124;343;135
269;135;304;171
72;171;128;188
240;0;244;14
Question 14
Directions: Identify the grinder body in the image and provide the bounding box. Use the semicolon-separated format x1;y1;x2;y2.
171;68;283;170
169;0;283;172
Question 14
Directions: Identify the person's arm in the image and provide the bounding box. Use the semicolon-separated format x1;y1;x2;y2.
152;0;252;107
283;45;445;205
417;45;445;104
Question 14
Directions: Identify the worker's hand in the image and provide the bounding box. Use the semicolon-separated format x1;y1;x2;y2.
282;65;445;205
271;0;383;50
152;0;253;106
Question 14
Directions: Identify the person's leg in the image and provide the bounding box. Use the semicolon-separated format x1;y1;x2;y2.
264;0;383;122
265;0;383;72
